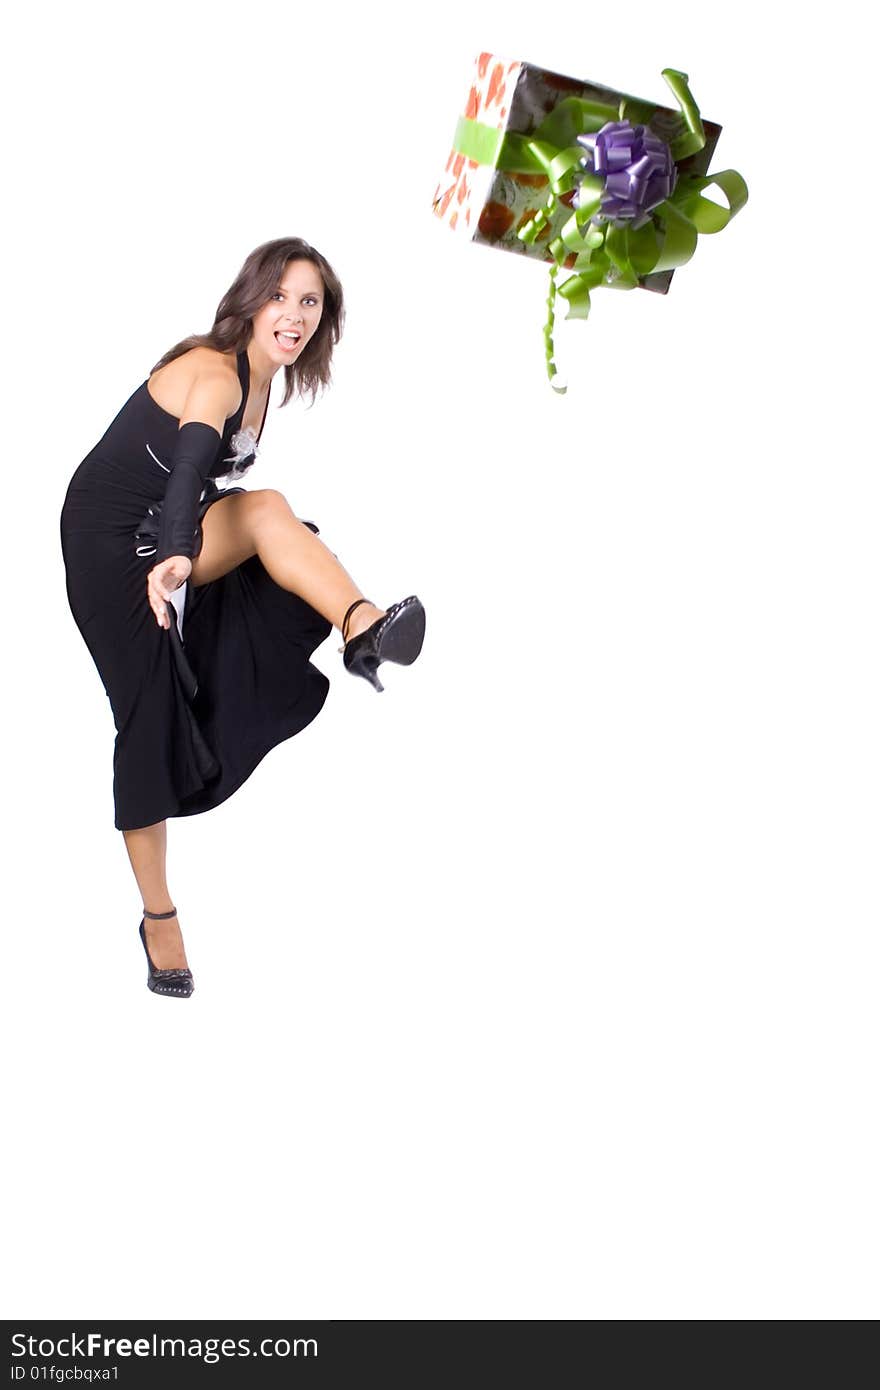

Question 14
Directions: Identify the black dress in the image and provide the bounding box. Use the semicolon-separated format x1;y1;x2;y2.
60;349;332;832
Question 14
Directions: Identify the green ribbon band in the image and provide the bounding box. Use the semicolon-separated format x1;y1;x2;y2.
453;118;548;174
452;115;505;168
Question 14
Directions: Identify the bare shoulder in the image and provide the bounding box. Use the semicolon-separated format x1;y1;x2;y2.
148;346;242;424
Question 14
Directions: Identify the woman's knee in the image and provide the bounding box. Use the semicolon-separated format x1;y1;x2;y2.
248;488;296;531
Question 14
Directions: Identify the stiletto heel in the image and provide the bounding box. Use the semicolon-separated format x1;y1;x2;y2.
340;596;426;692
139;906;194;998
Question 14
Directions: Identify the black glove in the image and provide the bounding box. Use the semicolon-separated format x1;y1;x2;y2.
154;421;223;564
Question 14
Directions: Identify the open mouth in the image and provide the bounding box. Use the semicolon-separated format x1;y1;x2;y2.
275;331;301;351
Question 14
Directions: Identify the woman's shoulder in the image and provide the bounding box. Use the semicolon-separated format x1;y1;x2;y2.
147;347;241;421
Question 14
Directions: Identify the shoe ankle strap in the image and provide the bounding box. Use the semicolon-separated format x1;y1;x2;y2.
341;597;372;644
143;906;177;919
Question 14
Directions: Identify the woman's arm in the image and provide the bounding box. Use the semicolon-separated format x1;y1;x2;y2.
146;367;240;628
154;368;240;564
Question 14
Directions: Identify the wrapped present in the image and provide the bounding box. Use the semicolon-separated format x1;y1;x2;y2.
432;55;748;392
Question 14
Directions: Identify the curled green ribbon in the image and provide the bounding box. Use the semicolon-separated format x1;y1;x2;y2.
451;68;748;390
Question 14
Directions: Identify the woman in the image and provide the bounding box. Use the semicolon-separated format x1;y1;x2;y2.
60;237;425;1000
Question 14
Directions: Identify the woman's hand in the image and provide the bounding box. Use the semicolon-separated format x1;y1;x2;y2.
147;555;193;629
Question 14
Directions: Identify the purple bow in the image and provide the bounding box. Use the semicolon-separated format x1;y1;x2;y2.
575;120;678;229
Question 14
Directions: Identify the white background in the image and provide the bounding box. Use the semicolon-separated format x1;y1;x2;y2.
2;0;876;1321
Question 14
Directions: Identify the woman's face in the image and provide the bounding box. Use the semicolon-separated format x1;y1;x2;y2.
251;258;325;367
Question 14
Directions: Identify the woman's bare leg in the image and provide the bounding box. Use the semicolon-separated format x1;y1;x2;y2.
190;490;385;638
122;820;188;971
129;493;388;973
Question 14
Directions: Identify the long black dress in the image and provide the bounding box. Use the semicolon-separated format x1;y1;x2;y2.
60;349;332;832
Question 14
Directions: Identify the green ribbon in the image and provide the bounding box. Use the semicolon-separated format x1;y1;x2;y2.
450;68;748;392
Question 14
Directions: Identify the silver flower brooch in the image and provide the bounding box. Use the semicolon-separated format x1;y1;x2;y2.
221;426;259;479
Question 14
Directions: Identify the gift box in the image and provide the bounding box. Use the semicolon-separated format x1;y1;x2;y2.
432;54;748;389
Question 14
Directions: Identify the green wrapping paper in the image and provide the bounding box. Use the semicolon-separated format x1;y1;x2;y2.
432;54;748;391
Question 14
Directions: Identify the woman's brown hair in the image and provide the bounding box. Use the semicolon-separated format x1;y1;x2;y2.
150;237;344;407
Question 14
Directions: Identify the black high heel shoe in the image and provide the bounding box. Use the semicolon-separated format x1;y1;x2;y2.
138;906;195;998
341;596;426;693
